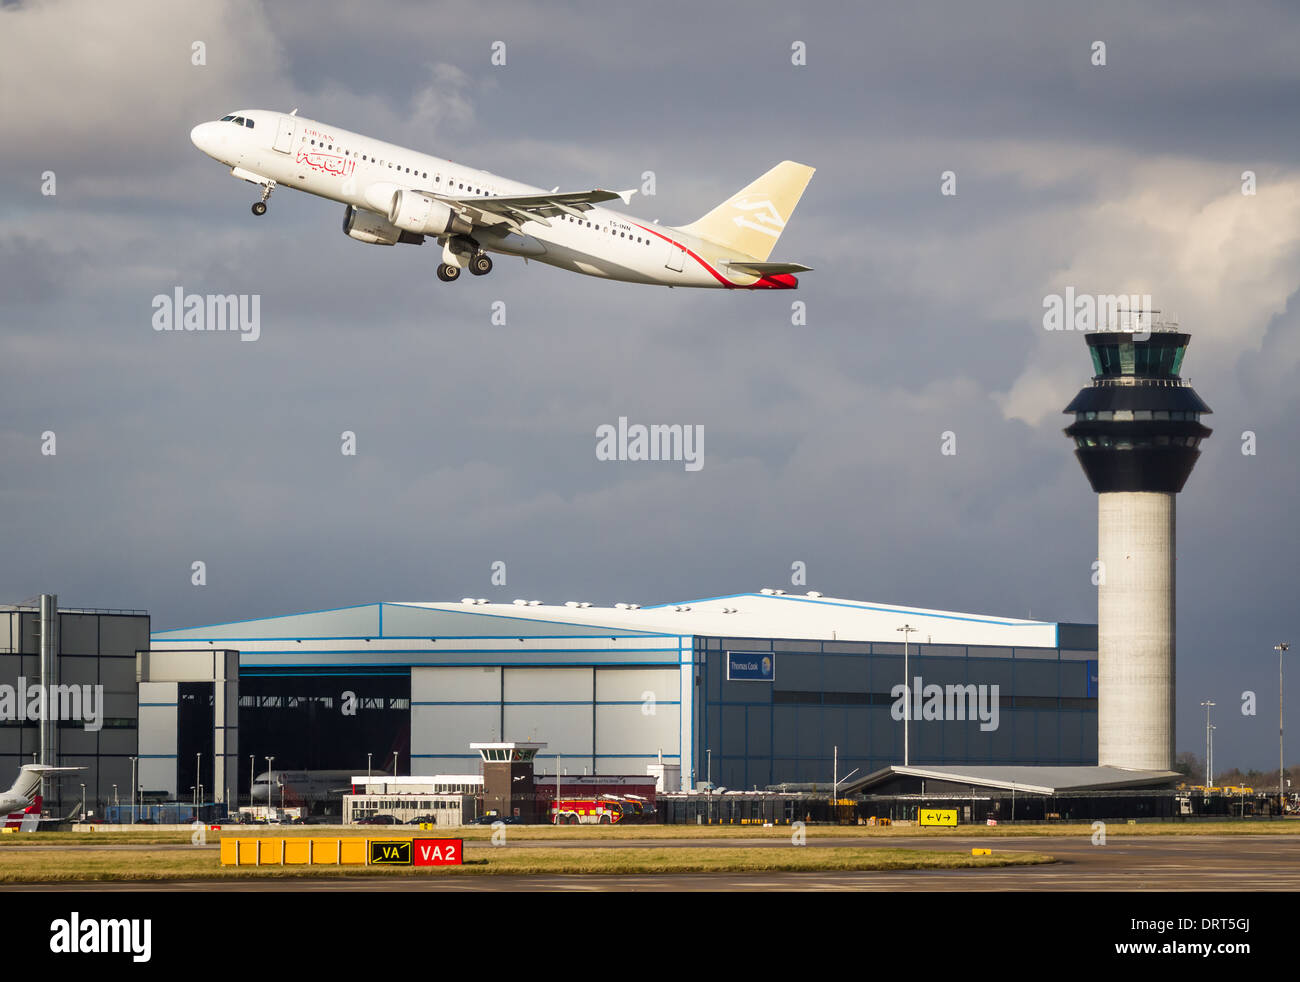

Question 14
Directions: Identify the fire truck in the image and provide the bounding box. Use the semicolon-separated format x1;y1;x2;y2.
550;796;627;825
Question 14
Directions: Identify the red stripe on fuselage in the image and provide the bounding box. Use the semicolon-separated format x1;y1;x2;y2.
629;223;797;290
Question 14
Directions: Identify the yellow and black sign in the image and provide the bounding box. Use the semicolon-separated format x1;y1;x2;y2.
919;809;958;827
369;840;412;865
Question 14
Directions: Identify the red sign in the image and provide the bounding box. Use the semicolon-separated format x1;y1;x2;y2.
413;838;463;866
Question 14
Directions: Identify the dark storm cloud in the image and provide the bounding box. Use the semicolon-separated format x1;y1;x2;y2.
1;0;1297;771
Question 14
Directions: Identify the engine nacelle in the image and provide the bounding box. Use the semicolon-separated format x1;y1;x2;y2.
342;205;424;246
388;190;474;237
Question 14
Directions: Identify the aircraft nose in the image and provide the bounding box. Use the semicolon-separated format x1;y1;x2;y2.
190;121;220;155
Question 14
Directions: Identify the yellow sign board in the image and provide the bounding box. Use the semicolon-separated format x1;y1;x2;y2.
919;809;957;827
220;837;376;867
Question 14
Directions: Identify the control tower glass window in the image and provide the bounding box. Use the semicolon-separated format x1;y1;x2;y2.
1090;339;1187;379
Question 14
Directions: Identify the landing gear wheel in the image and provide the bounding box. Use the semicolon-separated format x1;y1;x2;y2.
469;253;493;276
252;181;274;216
437;263;461;282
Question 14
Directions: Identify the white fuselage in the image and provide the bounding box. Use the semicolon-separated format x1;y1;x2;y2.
190;110;796;289
251;769;365;805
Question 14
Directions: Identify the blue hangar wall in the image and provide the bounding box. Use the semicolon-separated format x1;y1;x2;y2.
693;630;1098;791
151;599;1098;793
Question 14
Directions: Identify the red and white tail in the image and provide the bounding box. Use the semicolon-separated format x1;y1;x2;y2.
4;795;42;832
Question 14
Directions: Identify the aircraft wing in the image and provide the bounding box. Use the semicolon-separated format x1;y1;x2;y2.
439;188;636;233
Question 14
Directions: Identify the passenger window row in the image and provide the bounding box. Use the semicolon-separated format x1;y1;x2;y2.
292;132;644;242
303;137;509;195
561;215;651;245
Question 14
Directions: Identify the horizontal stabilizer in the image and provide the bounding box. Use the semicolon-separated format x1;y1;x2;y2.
727;261;813;276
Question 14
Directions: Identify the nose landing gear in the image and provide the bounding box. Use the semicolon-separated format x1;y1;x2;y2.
251;181;275;216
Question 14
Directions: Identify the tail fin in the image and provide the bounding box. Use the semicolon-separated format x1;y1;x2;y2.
8;765;44;802
5;764;82;803
676;160;814;261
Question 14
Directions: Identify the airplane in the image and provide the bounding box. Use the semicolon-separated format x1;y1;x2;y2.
190;109;815;289
251;769;386;809
1;764;83;831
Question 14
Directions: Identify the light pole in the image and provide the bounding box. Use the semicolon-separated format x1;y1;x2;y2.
195;751;201;805
1200;700;1215;788
265;756;274;816
113;784;118;813
556;753;562;824
898;624;918;766
249;755;254;809
1277;642;1290;812
706;748;712;823
367;752;373;782
1208;725;1216;791
129;756;136;825
79;783;86;821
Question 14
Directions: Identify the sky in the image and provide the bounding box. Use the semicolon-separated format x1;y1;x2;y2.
1;0;1297;771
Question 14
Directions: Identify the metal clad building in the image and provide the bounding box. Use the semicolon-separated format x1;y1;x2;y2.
0;602;148;815
151;593;1097;794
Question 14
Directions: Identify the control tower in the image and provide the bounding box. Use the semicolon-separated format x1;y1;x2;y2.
1063;311;1212;770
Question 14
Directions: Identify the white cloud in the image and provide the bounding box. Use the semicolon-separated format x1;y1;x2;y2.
0;0;287;164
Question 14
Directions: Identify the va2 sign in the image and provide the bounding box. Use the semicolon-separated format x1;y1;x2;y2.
413;838;463;866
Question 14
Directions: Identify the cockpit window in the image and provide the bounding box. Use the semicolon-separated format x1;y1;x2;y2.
221;115;234;121
233;116;245;125
244;118;254;128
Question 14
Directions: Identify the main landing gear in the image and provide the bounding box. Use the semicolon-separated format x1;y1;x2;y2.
251;181;275;216
437;251;492;284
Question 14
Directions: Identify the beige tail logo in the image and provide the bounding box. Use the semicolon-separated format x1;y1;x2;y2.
730;197;786;238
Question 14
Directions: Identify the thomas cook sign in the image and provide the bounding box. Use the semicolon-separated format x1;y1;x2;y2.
727;651;775;682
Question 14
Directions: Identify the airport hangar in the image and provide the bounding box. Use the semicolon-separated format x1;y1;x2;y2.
145;591;1100;802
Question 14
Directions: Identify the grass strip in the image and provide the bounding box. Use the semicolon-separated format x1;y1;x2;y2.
0;845;1054;882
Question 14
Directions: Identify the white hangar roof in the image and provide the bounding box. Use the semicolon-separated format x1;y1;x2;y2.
154;591;1062;649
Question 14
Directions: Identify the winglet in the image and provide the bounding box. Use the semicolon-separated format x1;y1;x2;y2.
618;188;637;206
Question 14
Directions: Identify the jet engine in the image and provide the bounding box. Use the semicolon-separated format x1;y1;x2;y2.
342;205;424;246
388;190;474;237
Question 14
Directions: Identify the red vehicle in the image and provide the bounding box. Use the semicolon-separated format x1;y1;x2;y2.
550;797;626;825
